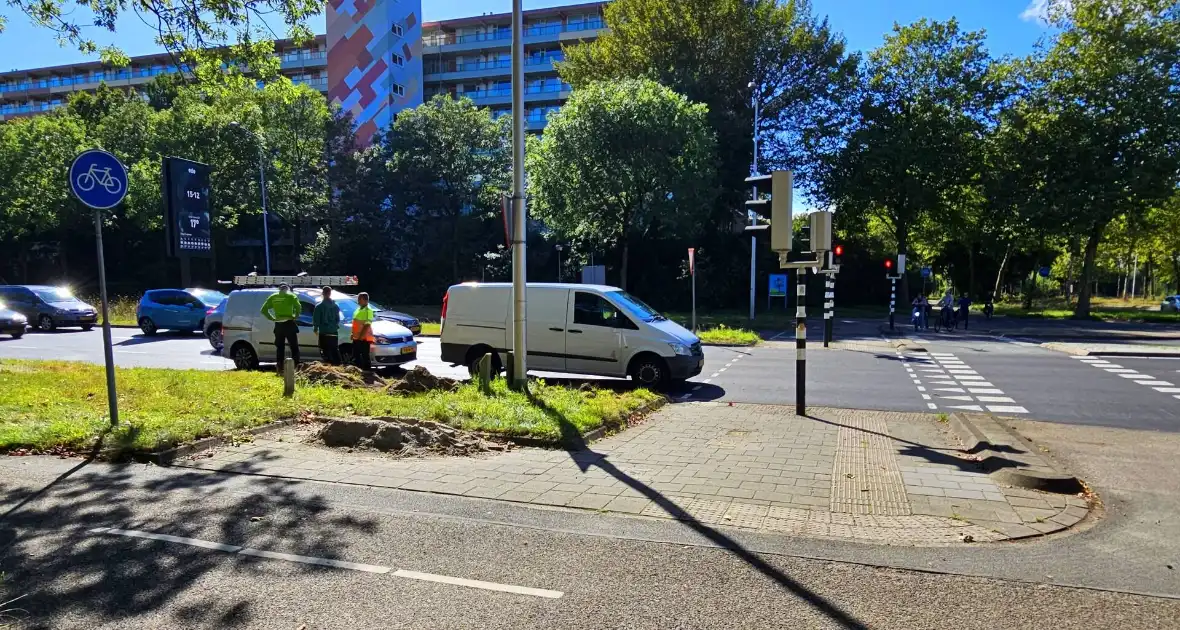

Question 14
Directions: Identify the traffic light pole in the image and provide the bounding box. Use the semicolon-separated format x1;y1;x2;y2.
888;274;899;330
795;268;806;415
823;274;835;347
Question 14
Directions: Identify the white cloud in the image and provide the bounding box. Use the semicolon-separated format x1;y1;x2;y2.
1020;0;1052;23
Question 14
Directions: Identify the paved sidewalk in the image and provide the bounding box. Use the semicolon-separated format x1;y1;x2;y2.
180;404;1090;546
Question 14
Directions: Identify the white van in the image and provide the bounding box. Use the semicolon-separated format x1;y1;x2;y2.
222;288;417;370
440;283;703;387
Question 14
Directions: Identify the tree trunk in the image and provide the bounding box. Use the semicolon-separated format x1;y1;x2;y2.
1075;223;1105;319
992;242;1012;301
451;213;460;284
1172;250;1180;294
619;238;629;291
967;244;976;300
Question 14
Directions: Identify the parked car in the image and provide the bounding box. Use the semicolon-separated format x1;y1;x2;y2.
221;288;417;370
368;300;422;335
440;282;703;388
137;288;227;335
1162;295;1180;313
0;300;28;338
205;298;227;350
0;285;97;331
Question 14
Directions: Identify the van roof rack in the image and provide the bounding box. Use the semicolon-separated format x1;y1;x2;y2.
224;274;360;287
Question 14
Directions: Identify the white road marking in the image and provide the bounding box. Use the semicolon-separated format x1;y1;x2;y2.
115;350;149;354
938;395;974;401
91;527;562;598
912;379;922;384
393;569;563;599
1154;387;1180;394
934;387;965;393
1134;381;1172;387
710;373;720;378
987;405;1029;414
1120;373;1152;379
954;375;985;381
719;368;727;372
915;386;926;392
929;380;960;385
975;396;1016;403
703;379;712;384
930;353;955;357
967;388;1004;395
1;345;39;349
927;403;938;410
1103;368;1135;373
947;404;984;411
921;394;932;400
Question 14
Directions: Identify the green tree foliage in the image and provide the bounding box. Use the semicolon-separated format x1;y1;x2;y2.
817;19;999;307
527;79;716;290
1016;0;1180;317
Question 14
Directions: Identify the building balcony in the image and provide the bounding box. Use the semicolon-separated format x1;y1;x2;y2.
454;83;571;107
279;51;327;71
423;56;561;82
423;19;604;54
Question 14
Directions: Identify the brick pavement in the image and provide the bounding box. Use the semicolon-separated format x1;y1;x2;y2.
180;404;1090;545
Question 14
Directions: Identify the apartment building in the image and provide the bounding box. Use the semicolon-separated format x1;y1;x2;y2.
0;1;606;141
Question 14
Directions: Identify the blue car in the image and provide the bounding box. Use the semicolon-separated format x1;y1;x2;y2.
137;288;227;335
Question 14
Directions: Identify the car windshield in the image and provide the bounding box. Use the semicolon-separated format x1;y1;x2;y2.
334;298;360;322
189;289;227;306
33;288;75;303
607;290;665;323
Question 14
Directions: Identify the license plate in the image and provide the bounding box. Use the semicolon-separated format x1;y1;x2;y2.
400;346;416;355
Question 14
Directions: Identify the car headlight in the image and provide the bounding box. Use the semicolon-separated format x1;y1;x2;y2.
375;336;392;345
669;343;692;356
14;314;26;323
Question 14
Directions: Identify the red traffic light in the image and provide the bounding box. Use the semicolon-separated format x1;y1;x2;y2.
884;259;893;270
834;245;844;257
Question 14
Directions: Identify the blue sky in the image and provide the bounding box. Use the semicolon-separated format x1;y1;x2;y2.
1;0;1054;71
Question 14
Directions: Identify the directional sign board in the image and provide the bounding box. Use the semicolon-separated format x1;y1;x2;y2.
69;149;128;210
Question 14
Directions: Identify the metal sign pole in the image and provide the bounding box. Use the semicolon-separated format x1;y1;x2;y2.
93;209;119;426
509;0;528;388
795;268;806;416
824;275;834;347
889;276;897;331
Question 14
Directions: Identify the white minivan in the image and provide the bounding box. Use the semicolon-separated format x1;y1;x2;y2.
440;283;703;387
222;288;417;370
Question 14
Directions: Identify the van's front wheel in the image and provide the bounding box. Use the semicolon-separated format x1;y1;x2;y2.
466;347;502;377
629;354;669;389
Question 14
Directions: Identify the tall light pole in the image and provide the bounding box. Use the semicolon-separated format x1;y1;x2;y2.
230;121;271;275
748;80;760;321
509;0;528;387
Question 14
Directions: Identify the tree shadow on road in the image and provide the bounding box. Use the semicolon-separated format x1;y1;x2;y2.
0;449;380;629
525;390;870;630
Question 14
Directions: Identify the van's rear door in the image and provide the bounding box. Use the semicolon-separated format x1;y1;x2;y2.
526;288;570;372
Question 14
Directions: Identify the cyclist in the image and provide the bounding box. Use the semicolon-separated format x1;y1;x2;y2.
911;294;928;330
957;293;972;330
937;290;955;331
983;293;995;320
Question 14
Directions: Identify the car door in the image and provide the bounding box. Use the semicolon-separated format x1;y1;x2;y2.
154;290;186;329
525;288;569;372
296;299;321;361
175;292;206;329
565;291;629;377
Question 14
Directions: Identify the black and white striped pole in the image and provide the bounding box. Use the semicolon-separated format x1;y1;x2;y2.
889;276;897;331
823;274;835;347
795;268;807;415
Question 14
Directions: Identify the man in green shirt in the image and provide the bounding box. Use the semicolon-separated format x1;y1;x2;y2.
350;292;376;370
260;283;302;371
312;286;342;365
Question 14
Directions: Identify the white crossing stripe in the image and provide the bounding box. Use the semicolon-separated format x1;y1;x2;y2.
934;387;965;393
1134;381;1172;386
947;404;984;411
1154;387;1180;393
939;395;974;401
1103;368;1135;373
1120;373;1153;379
394;570;563;599
986;405;1029;414
955;375;986;381
975;396;1016;403
967;388;1005;395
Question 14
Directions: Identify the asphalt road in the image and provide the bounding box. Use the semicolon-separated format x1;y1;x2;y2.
2;452;1178;630
2;325;1177;431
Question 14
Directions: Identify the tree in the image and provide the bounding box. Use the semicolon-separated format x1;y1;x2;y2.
816;19;998;308
381;95;511;284
528;79;717;290
1020;0;1180;317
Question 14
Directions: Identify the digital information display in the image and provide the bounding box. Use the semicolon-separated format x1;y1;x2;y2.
163;157;213;258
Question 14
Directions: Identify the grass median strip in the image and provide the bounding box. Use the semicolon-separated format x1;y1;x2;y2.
0;360;660;455
695;325;760;346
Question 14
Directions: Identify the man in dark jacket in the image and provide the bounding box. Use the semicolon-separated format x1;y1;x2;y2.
312;286;342;365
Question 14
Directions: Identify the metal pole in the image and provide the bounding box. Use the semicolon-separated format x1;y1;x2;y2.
556;245;562;282
748;84;759;321
889;277;896;331
258;143;271;275
691;265;697;332
795;268;806;416
824;275;834;347
94;209;119;426
510;0;528;387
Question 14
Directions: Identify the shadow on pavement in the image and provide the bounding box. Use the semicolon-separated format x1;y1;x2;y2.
114;331;204;347
527;392;870;630
0;449;379;628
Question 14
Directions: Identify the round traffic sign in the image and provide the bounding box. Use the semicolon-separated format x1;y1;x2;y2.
1039;266;1051;278
69;149;128;210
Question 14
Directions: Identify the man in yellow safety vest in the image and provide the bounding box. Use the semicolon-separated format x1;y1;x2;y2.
351;292;376;370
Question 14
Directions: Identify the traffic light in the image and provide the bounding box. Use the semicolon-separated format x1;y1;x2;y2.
833;244;844;266
885;258;894;271
744;170;793;252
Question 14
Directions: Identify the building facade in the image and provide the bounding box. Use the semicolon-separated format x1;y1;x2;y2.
0;1;606;139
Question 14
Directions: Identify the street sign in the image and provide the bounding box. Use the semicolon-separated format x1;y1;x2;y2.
69;149;128;210
921;266;932;278
163;157;213;257
769;274;788;297
1039;266;1051;278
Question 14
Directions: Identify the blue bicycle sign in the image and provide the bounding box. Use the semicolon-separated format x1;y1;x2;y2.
69;149;128;210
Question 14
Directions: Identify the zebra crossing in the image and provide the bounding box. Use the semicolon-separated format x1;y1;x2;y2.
897;350;1029;414
1071;356;1180;401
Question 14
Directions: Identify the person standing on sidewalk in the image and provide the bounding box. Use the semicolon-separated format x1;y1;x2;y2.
957;293;972;330
260;283;301;372
313;286;342;365
351;292;376;371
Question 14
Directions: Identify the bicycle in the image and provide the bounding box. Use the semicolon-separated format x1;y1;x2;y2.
75;164;122;195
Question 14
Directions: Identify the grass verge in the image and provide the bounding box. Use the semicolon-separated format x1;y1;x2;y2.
79;295;138;326
696;325;760;346
420;322;442;336
0;360;660;456
991;297;1179;324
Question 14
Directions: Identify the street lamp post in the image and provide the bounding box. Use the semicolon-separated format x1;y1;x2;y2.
556;244;563;282
748;80;760;321
230;122;272;275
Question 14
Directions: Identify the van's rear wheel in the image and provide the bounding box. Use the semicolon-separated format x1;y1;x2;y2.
629;354;669;389
231;343;259;370
466;347;502;377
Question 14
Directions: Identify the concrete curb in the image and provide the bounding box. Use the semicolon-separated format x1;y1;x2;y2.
145;419;296;466
1040;342;1180;357
948;412;1083;495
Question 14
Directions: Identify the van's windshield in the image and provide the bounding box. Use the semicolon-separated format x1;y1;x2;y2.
607;290;665;323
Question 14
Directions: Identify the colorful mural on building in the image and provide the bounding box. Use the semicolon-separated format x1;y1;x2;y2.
327;0;424;145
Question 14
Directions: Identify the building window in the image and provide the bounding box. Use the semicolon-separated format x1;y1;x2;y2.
393;83;405;97
392;53;404;67
392;23;403;37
